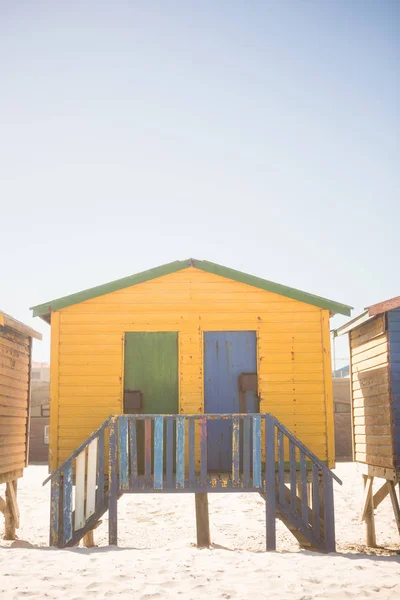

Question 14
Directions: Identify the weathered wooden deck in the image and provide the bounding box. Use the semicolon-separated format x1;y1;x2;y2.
46;413;341;552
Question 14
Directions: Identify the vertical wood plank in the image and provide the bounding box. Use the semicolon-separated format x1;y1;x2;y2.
119;417;129;491
252;415;261;488
154;417;164;490
145;419;152;481
189;418;195;486
277;429;285;505
312;464;321;540
265;415;276;551
300;452;308;523
176;416;185;489
97;430;104;505
75;450;86;531
290;441;297;514
86;438;98;518
232;416;240;487
323;471;336;552
243;416;250;487
49;312;60;472
129;419;138;488
200;417;208;488
166;418;173;488
362;475;376;547
50;471;61;546
388;481;400;535
63;463;73;544
108;418;118;545
195;493;211;547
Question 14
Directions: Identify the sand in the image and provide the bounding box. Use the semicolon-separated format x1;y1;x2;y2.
0;463;399;599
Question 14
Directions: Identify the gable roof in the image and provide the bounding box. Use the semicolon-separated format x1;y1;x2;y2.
334;294;400;337
30;258;352;323
0;310;42;340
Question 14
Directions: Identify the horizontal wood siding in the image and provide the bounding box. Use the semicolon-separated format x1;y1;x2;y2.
388;309;400;470
54;267;331;466
350;315;395;468
0;326;30;474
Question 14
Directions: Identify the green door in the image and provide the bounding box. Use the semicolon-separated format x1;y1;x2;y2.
124;332;179;415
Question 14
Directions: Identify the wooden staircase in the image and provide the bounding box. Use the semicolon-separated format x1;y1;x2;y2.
45;413;341;552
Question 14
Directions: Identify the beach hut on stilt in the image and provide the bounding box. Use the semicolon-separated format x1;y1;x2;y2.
0;311;41;539
31;259;351;551
334;297;400;546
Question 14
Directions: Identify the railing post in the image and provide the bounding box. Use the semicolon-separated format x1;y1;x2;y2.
108;417;118;545
323;470;336;552
265;415;276;551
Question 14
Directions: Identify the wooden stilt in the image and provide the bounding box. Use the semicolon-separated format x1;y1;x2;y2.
83;530;95;548
388;481;400;535
362;475;376;547
4;480;18;540
195;493;211;548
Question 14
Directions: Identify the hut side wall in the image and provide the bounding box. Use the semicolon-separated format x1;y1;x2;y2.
388;308;400;470
350;314;395;468
0;325;30;477
50;266;334;470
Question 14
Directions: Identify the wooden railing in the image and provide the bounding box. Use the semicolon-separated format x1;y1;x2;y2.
45;413;341;551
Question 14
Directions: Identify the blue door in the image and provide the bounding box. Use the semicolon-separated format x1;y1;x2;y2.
204;331;258;471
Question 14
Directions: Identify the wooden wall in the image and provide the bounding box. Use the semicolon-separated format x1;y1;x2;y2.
350;314;395;468
388;309;400;470
50;266;335;470
0;325;31;479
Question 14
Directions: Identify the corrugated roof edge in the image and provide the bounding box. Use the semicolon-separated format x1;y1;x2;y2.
30;258;353;321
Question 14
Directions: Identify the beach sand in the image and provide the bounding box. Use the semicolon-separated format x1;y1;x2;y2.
0;463;399;599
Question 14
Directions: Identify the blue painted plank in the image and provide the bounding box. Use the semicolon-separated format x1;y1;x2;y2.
300;451;308;523
97;432;105;505
265;415;276;550
108;418;118;545
189;419;195;486
119;417;129;491
277;429;285;505
63;463;73;544
290;441;297;514
252;415;261;488
232;416;240;486
50;471;61;546
312;464;321;540
200;417;207;487
388;309;400;322
144;419;152;481
176;416;185;489
166;418;173;487
129;419;138;488
154;417;164;490
243;416;251;487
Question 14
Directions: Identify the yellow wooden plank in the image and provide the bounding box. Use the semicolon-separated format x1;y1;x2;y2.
59;374;122;385
59;344;122;355
50;312;60;471
59;354;122;366
259;372;324;383
321;310;335;467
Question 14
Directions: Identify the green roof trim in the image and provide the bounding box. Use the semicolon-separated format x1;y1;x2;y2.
30;258;352;321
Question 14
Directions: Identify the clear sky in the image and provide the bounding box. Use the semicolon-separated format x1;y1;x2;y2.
1;1;398;364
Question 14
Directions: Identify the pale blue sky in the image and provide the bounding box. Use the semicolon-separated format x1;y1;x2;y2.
1;1;398;363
